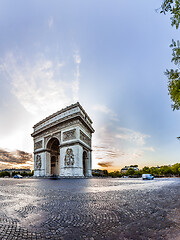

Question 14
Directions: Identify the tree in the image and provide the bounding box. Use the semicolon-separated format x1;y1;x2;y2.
126;168;135;176
159;165;173;176
171;163;180;175
150;167;160;176
161;0;180;110
103;170;108;176
142;166;150;174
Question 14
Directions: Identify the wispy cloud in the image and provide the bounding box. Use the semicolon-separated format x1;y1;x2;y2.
91;102;155;169
115;128;150;146
92;104;119;121
142;147;155;152
98;161;113;168
73;51;81;102
93;123;154;169
0;52;80;117
48;16;54;29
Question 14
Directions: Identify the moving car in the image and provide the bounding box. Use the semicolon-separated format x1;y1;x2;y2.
14;174;23;179
142;174;154;180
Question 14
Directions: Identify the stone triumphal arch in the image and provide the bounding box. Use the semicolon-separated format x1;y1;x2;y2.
31;102;95;177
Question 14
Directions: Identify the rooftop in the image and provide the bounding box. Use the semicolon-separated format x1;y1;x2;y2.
33;102;93;128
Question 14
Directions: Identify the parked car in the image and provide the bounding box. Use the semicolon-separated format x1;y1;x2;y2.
14;174;23;179
142;174;154;180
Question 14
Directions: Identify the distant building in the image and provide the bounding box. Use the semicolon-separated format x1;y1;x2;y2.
121;165;139;173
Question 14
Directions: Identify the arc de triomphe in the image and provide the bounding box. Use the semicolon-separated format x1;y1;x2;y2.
31;102;95;177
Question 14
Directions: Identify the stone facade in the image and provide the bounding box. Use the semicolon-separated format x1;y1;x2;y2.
31;102;95;177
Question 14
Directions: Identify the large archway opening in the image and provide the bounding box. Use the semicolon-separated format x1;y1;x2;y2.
83;151;88;177
47;138;60;176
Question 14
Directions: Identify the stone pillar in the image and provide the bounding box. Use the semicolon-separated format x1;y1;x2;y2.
86;151;92;177
46;151;51;176
34;152;46;177
59;144;84;177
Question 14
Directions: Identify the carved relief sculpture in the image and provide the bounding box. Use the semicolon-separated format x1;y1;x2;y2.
34;140;43;150
64;148;74;166
63;129;76;141
35;155;41;170
80;130;91;146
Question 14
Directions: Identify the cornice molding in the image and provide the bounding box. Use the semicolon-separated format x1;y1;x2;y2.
31;114;94;137
33;102;93;128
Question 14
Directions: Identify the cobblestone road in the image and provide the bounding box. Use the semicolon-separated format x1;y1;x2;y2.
0;178;179;240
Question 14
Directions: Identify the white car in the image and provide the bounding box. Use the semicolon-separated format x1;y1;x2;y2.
14;174;23;179
142;174;154;180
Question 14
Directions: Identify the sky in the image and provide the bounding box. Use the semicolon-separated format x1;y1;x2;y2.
0;0;180;171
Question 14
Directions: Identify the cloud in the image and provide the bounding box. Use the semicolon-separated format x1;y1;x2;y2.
98;161;113;168
93;124;154;169
143;147;155;152
115;128;150;146
48;16;54;28
0;148;33;169
92;104;119;121
0;52;81;117
73;51;81;102
91;102;155;169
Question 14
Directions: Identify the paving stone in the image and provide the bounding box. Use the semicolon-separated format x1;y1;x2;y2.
0;178;179;239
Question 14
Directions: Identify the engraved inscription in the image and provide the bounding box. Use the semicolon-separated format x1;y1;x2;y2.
34;140;42;150
80;130;91;146
63;129;76;141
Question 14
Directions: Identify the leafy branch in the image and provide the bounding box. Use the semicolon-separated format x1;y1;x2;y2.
161;0;180;110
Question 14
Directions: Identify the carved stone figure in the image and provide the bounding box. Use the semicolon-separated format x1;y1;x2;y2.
64;148;74;166
35;155;41;170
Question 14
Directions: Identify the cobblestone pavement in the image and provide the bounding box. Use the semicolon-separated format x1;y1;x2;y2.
0;178;179;240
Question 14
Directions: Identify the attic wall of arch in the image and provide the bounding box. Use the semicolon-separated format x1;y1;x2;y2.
33;119;91;141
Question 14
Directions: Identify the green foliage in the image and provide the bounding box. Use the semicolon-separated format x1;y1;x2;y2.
161;0;180;29
161;1;180;110
126;168;135;176
150;167;159;175
93;163;180;178
108;171;122;178
171;162;180;174
159;165;173;175
0;171;10;177
92;170;109;177
0;171;33;178
142;166;150;174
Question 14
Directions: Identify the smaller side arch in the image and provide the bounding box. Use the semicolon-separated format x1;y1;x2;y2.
46;137;60;176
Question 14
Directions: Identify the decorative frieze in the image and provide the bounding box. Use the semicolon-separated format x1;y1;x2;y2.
80;130;91;146
33;119;91;141
34;140;43;150
64;148;74;167
63;129;76;141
